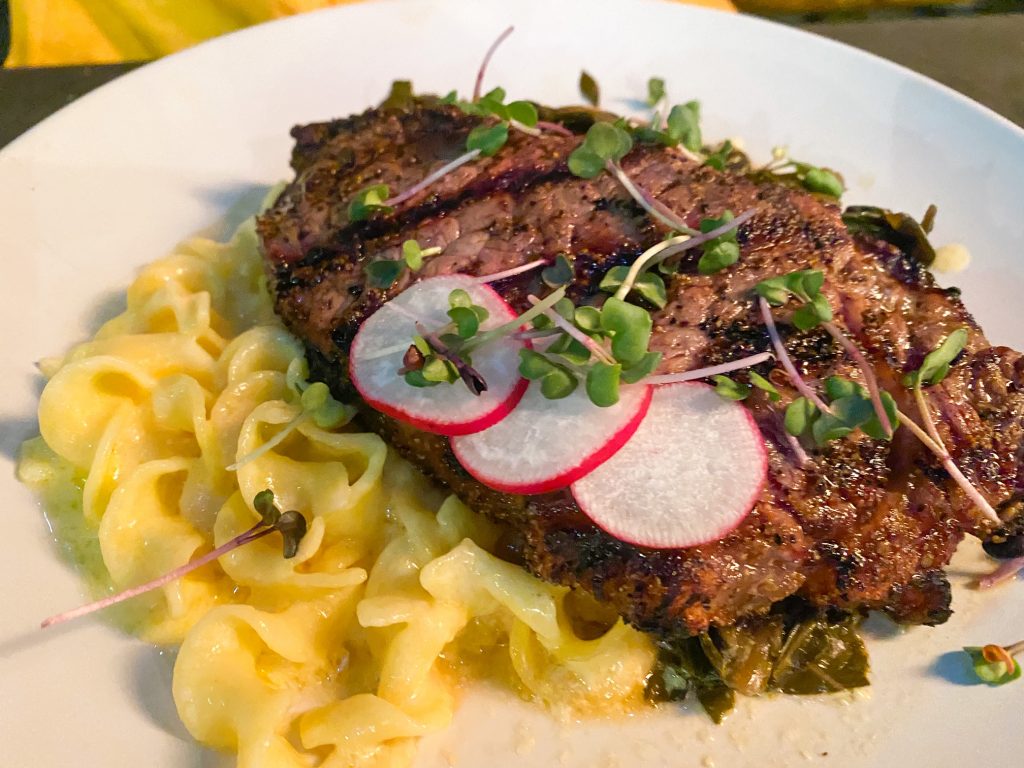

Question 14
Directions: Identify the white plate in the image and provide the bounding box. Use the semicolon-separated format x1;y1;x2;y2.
2;1;1023;766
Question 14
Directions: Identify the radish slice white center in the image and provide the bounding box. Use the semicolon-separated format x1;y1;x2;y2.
571;383;767;549
349;275;526;436
451;382;652;495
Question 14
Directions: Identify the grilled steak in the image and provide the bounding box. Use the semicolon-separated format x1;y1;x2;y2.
258;101;1024;638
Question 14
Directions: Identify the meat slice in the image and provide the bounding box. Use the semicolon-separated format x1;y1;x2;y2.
260;101;1024;637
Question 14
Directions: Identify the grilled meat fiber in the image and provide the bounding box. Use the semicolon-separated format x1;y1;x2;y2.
258;100;1024;639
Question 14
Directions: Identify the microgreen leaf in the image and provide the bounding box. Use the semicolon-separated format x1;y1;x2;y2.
824;376;859;401
784;397;818;437
276;510;308;559
587;121;634;161
621;351;661;384
755;276;790;306
665;101;702;152
349;184;393;222
586;362;622;407
518;349;555;380
599;266;667;308
467;122;509;156
574;306;602;334
698;211;740;275
861;390;899;441
253;489;280;526
831;395;876;430
812;413;853;445
422;356;458;383
791;293;833;331
580;70;600;106
567;148;605;179
541;366;578;399
713;375;749;401
904;328;969;387
449;288;473;309
600;297;653;367
506;100;539;127
703;140;733;171
365;259;406;289
404;370;438;388
647;77;666;107
964;646;1023;685
542;253;574;287
552;338;592;366
448;306;481;339
748;372;780;401
402;240;424;270
803;168;845;198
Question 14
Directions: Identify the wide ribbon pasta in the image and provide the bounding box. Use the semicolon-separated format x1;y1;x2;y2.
20;210;656;768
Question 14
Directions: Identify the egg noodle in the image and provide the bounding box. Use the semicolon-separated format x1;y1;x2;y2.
17;200;655;767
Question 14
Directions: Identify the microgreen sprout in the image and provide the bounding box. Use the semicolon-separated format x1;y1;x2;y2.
644;352;773;387
759;147;845;198
40;490;307;629
472;25;514;102
579;70;600;107
758;281;998;524
365;240;442;288
963;641;1024;685
475;258;548;284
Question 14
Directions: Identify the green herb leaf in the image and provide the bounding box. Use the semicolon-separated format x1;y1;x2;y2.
482;86;506;103
824;376;859;401
713;375;749;401
422;356;458;383
665;101;702;152
621;351;661;384
519;349;555;380
404;370;439;388
964;647;1023;685
704;140;733;171
600;266;667;308
380;80;414;111
541;366;578;399
748;372;780;401
276;510;308;559
784;397;817;436
791;293;833;331
771;615;870;694
506;100;539;127
811;412;853;445
585;121;633;162
803;168;845;198
586;362;622;407
755;276;790;306
413;335;431;356
448;306;481;339
448;288;472;309
542;253;575;287
365;259;406;289
646;77;666;106
550;337;591;366
698;240;740;275
402;239;424;270
861;390;899;441
841;206;936;267
574;305;603;334
466;122;509;156
831;395;876;429
253;489;280;526
567;148;605;179
600;297;653;367
579;70;600;107
348;184;393;222
905;328;969;387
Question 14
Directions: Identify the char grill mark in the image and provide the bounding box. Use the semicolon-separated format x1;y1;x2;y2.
261;103;1023;638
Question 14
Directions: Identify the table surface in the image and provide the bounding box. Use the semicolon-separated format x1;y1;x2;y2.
1;13;1022;149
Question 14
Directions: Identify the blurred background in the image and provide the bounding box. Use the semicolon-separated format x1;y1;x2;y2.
1;0;1022;66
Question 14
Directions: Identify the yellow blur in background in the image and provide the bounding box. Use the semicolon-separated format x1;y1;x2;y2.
7;0;738;67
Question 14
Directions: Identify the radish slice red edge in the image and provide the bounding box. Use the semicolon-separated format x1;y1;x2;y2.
349;275;528;436
451;382;652;495
571;382;767;549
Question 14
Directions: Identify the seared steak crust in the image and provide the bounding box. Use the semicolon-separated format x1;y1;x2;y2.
262;103;1023;637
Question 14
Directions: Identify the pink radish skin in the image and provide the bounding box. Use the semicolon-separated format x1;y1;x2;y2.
571;383;767;549
349;275;528;436
451;382;653;495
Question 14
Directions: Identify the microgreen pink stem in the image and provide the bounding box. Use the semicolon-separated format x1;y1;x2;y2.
464;285;567;353
784;430;812;468
605;160;699;235
475;258;547;283
644;351;774;385
472;25;514;101
758;298;832;414
823;322;894;437
41;524;273;629
384;149;482;208
527;295;616;365
896;406;1000;525
613;209;756;302
977;556;1024;589
536;120;574;137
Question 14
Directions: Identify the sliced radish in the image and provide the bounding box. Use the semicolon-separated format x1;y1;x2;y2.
349;275;527;436
451;382;652;494
571;383;767;549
